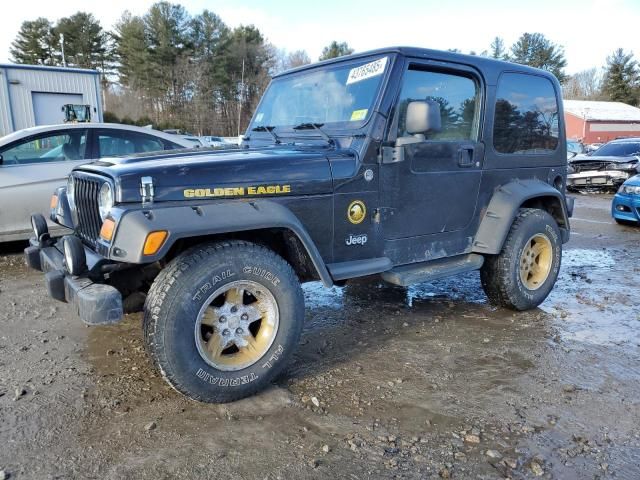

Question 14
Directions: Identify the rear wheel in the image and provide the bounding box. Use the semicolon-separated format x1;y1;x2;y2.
480;208;562;311
143;241;304;403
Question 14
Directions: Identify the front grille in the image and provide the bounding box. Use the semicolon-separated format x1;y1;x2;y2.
572;161;608;173
73;174;104;246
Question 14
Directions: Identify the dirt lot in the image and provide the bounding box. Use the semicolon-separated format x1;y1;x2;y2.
0;194;639;480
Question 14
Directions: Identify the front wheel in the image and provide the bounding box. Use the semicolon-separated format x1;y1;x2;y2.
480;208;562;311
143;241;304;403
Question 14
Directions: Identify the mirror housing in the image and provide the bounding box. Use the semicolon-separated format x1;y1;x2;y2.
406;100;442;135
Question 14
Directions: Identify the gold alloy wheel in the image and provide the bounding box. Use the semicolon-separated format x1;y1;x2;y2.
195;280;279;371
519;234;553;291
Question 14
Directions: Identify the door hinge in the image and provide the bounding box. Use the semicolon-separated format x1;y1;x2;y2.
373;207;394;223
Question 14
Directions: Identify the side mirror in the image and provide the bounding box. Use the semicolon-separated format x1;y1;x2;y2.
0;154;3;165
406;100;442;135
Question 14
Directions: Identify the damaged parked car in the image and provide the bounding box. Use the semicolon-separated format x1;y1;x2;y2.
568;138;640;190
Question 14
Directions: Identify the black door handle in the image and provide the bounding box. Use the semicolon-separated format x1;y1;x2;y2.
458;147;475;167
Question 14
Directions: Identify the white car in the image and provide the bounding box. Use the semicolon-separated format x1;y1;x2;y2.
177;135;207;147
202;136;229;148
0;123;192;242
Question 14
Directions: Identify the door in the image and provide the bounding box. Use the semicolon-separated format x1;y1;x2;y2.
381;63;484;241
32;92;84;126
0;129;89;239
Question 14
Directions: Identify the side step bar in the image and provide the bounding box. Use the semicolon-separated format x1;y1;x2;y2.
381;254;484;287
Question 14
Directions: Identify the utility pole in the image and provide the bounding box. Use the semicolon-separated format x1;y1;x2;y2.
237;58;245;138
60;33;66;67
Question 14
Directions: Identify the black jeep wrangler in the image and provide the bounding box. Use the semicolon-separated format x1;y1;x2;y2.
25;47;573;403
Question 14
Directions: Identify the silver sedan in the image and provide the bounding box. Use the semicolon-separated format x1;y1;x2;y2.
0;123;192;242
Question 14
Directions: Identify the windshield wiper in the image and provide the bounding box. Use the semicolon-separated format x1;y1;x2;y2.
292;122;335;146
251;125;281;144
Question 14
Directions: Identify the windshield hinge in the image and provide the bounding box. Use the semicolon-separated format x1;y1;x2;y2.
378;145;404;164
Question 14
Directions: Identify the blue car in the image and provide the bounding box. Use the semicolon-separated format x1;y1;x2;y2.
612;174;640;225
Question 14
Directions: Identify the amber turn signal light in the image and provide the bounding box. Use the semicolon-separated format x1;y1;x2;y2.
99;218;116;241
50;194;59;210
143;231;168;255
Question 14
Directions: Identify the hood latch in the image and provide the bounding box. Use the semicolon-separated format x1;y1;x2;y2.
140;176;154;204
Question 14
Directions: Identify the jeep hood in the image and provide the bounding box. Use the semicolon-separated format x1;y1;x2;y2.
74;147;351;203
570;154;640;164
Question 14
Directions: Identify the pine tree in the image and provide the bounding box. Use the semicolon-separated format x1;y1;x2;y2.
114;12;151;90
319;41;354;61
490;37;505;60
10;18;56;65
55;12;112;71
601;48;639;106
509;33;567;83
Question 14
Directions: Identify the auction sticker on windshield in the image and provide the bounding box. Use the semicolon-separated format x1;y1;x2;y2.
346;57;388;85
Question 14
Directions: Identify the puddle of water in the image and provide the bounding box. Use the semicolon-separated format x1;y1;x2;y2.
544;248;640;347
302;281;344;309
561;248;615;269
406;272;486;307
303;248;638;349
303;273;486;311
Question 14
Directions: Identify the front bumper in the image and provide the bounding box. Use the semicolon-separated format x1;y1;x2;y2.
567;170;629;188
24;238;123;325
612;193;640;223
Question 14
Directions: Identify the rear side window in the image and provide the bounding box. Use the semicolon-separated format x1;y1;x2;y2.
493;73;559;154
97;130;166;157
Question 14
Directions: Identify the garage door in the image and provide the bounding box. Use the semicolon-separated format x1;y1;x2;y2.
32;92;84;126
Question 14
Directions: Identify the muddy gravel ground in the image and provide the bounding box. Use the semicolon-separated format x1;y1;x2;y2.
1;194;639;480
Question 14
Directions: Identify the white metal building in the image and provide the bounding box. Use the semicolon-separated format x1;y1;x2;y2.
0;64;103;137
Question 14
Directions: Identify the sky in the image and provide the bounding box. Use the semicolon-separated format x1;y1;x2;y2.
0;0;638;74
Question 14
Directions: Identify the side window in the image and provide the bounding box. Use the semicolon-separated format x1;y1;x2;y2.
135;134;164;153
0;130;87;165
396;67;480;142
97;130;165;157
493;73;559;154
162;139;185;150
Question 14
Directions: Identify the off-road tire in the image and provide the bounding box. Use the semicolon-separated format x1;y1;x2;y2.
480;208;562;311
143;241;304;403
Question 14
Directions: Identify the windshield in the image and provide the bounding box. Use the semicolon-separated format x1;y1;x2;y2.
567;141;583;153
593;142;640;157
251;56;389;131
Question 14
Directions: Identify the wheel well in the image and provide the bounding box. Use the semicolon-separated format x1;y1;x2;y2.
164;228;320;283
520;195;568;228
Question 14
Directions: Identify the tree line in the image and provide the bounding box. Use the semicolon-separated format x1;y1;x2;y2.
10;5;640;134
455;35;640;106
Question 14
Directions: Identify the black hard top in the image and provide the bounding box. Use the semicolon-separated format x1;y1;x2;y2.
275;46;559;86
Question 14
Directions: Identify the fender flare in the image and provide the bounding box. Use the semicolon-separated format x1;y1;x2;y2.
472;179;570;255
110;199;334;286
52;187;74;229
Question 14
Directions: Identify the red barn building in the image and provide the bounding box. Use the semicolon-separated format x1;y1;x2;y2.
564;100;640;144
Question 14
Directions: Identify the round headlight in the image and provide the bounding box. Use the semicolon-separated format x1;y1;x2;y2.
67;176;75;209
98;182;114;220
